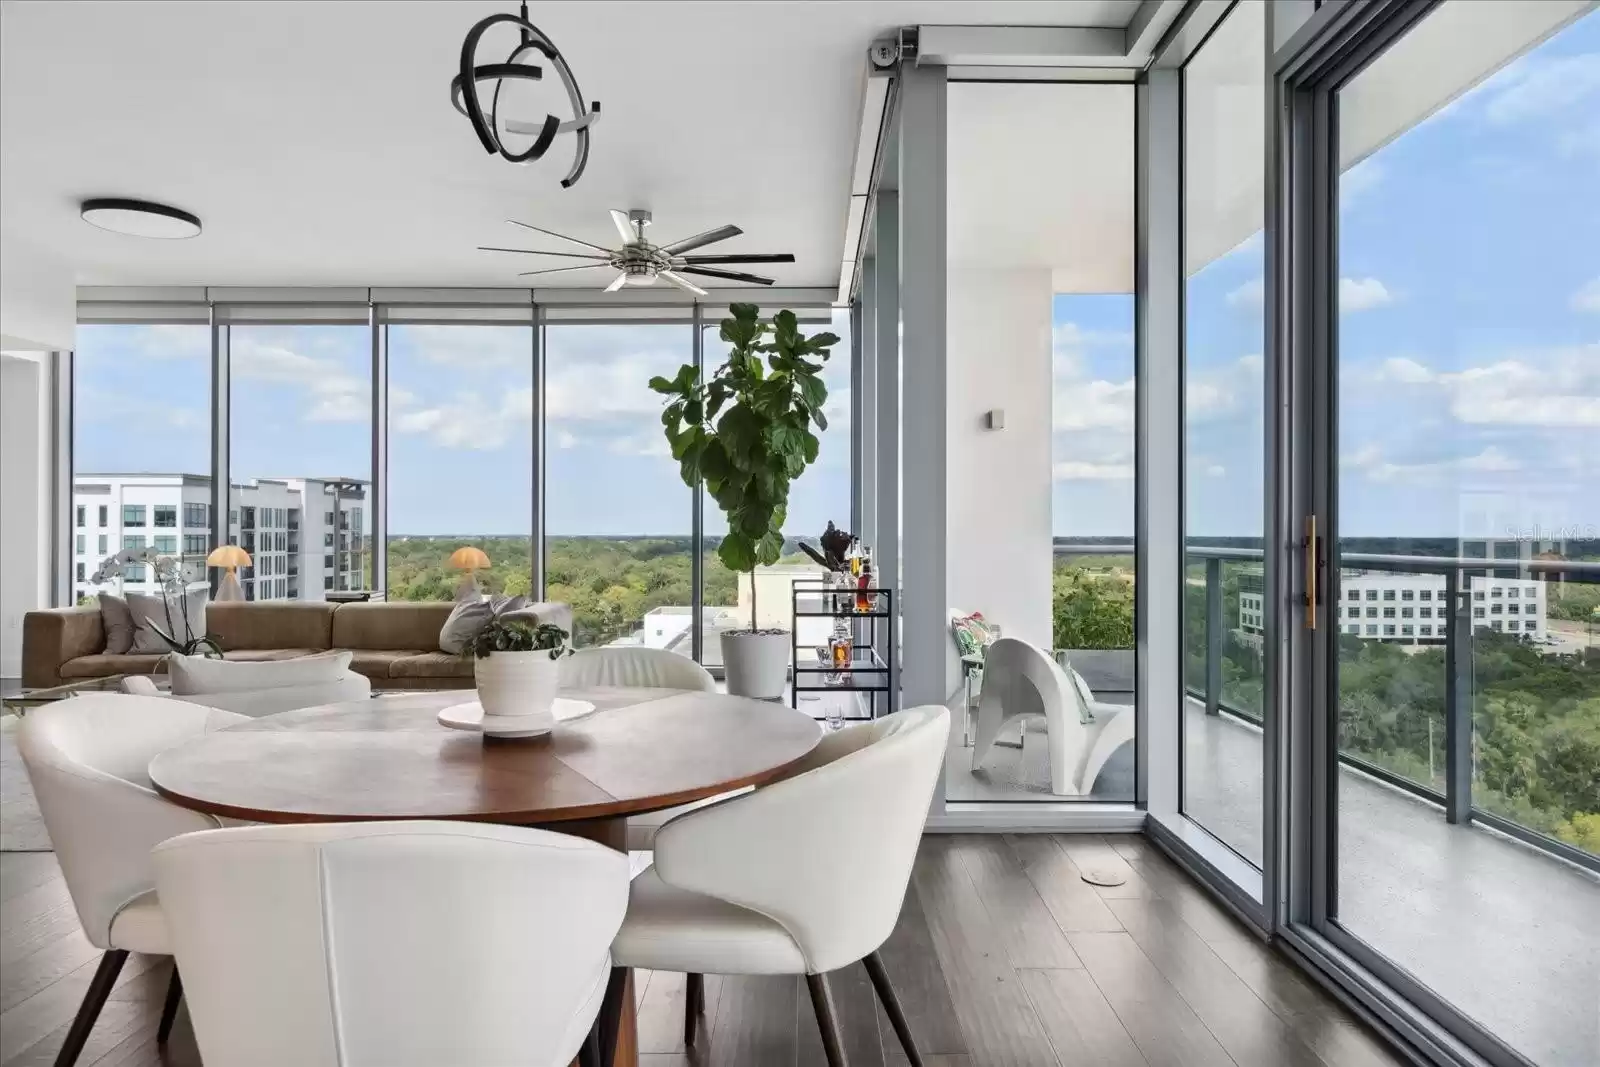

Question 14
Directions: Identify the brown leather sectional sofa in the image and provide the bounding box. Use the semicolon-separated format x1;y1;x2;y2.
21;600;572;690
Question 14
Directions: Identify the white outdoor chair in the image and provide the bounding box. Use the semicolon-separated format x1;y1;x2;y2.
16;694;249;1066
972;637;1134;796
153;821;630;1067
559;645;717;693
611;704;950;1066
559;646;719;851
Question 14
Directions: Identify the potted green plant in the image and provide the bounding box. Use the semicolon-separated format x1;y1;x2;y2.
464;615;571;736
651;303;838;698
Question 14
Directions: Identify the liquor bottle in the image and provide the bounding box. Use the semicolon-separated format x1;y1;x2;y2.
846;537;863;578
828;613;853;684
856;549;874;614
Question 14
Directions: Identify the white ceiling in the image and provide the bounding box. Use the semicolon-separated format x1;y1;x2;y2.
0;0;1143;289
946;81;1134;291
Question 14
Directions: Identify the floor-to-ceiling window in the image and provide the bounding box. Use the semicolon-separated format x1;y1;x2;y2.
1181;0;1267;864
385;323;534;601
1325;7;1600;1064
542;319;695;651
227;322;371;602
943;80;1137;802
71;322;211;601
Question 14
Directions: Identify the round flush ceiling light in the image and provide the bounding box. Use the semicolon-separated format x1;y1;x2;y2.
79;198;201;239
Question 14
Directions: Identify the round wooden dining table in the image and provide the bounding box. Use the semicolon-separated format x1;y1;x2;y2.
147;686;823;1067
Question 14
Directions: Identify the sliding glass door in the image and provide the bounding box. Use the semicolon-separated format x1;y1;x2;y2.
1295;5;1600;1065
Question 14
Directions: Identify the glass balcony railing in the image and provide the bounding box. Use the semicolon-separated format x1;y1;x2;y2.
1184;545;1600;869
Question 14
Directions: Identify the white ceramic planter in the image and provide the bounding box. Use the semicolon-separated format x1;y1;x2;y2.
721;630;790;700
473;650;562;737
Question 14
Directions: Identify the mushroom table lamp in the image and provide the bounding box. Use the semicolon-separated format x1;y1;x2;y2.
207;544;252;603
448;546;491;601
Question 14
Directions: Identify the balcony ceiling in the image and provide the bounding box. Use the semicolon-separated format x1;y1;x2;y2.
0;0;1142;289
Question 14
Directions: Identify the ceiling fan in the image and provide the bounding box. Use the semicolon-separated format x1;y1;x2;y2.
480;209;795;295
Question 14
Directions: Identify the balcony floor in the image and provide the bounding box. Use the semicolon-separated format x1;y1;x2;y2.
1184;700;1600;1067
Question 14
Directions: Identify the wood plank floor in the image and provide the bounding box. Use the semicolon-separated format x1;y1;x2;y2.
0;836;1405;1067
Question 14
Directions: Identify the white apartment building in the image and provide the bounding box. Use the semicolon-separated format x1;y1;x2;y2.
1334;573;1546;644
72;473;367;604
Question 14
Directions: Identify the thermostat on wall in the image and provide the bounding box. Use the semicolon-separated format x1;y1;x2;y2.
984;409;1005;430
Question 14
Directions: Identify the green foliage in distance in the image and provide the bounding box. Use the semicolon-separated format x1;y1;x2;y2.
650;304;838;629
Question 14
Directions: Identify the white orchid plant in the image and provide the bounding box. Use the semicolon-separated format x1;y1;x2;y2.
90;548;222;658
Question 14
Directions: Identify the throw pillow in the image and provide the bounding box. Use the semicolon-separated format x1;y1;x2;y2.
170;650;353;696
125;586;210;655
439;594;533;655
97;592;136;655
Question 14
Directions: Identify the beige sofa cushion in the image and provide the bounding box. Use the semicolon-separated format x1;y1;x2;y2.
60;653;168;679
389;651;474;680
208;602;337;651
346;649;429;680
332;603;453;652
222;648;323;663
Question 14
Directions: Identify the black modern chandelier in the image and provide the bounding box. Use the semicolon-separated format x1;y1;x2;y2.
450;2;600;188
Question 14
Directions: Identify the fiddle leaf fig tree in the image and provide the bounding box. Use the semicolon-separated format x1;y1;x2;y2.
650;303;838;631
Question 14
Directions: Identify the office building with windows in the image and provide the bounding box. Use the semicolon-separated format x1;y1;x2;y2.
1334;572;1546;644
71;474;366;603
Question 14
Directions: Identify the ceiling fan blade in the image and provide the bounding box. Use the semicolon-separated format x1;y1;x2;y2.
661;224;743;256
507;219;613;254
604;273;630;293
679;253;795;265
658;270;708;297
675;265;776;286
609;209;637;245
515;263;611;277
479;246;610;259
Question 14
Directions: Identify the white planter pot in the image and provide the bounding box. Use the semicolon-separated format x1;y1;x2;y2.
474;650;562;737
721;630;790;700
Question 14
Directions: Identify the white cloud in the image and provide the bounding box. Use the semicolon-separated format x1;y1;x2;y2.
396;325;530;367
1053;459;1133;482
1447;350;1600;427
1226;277;1264;309
607;433;671;458
392;387;533;450
1364;346;1600;427
1372;356;1435;384
1237;354;1264;374
1339;277;1394;311
1571;277;1600;313
1054;378;1134;432
555;431;580;449
1346;443;1522;484
1482;52;1600;126
1340;158;1384;205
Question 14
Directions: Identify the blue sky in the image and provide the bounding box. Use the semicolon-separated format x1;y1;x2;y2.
75;314;851;538
73;11;1596;545
1053;8;1598;541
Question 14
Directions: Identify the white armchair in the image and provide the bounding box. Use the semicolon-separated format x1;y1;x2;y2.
153;821;630;1067
611;704;950;1065
971;637;1133;796
16;694;248;1066
559;647;719;851
559;646;716;692
121;651;370;717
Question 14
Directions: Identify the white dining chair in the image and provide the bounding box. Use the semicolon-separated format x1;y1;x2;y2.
152;820;631;1067
559;645;717;693
560;646;721;852
610;704;950;1066
972;637;1133;796
16;693;248;1066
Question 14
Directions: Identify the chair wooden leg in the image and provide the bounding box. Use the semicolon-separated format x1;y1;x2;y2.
591;966;629;1067
53;949;128;1067
864;951;922;1066
684;972;704;1047
156;965;183;1045
577;1028;604;1067
805;972;848;1067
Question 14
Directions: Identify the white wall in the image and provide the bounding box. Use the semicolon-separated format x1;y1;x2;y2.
1;353;51;676
0;232;76;351
946;268;1054;655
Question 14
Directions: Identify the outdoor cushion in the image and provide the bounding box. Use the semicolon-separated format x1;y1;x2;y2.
346;649;430;680
170;650;353;695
